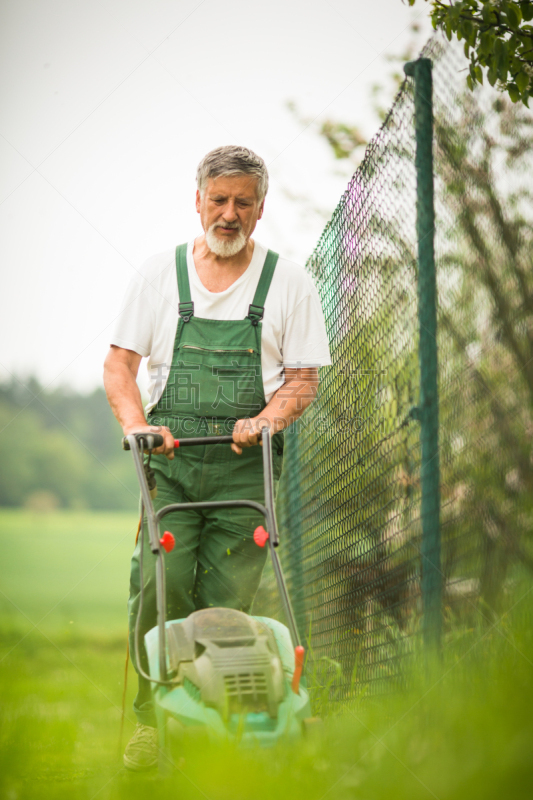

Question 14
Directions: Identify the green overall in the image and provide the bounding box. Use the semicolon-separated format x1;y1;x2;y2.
128;243;284;726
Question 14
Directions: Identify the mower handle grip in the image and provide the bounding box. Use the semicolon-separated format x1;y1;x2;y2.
174;435;234;447
122;433;164;451
122;433;236;451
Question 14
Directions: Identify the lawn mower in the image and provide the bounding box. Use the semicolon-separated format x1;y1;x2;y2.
123;428;312;756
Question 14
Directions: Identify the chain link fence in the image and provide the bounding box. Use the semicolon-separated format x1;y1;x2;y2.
265;32;533;699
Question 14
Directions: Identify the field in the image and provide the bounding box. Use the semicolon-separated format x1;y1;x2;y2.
0;509;138;636
1;509;533;800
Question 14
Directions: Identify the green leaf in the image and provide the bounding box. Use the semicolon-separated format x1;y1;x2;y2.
475;65;484;84
522;2;533;22
482;3;496;23
497;42;510;81
508;83;521;102
515;69;530;92
464;41;471;58
466;74;474;91
487;63;498;86
463;19;474;42
506;3;521;28
450;3;461;23
479;31;493;57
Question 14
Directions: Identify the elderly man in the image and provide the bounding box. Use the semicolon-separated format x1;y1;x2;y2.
104;145;331;769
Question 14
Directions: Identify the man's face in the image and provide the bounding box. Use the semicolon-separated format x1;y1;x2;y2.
196;174;264;256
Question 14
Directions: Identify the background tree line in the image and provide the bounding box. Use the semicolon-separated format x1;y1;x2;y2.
0;378;137;510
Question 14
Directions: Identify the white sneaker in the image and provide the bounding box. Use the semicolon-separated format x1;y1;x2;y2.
123;723;158;771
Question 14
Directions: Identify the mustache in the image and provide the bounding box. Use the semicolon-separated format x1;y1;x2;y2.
213;221;241;231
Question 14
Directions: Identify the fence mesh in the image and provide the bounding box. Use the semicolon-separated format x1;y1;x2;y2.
270;32;533;699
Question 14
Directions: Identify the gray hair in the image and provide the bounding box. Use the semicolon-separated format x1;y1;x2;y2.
196;146;269;201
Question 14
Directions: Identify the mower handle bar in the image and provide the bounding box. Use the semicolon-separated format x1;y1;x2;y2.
122;433;235;450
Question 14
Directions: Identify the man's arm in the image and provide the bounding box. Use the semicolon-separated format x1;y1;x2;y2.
103;345;175;459
231;367;319;454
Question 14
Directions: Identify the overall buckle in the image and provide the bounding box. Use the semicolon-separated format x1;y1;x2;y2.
179;301;194;322
247;303;264;326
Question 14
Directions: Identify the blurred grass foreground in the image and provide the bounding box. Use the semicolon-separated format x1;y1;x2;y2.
1;508;532;799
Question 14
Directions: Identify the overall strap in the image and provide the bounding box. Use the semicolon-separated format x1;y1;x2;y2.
175;244;194;322
247;249;279;326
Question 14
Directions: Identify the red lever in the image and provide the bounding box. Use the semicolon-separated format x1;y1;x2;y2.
291;646;305;694
253;526;269;547
160;531;175;552
173;439;180;448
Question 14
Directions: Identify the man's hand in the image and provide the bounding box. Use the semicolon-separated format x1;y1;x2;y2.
231;417;271;455
231;366;320;455
123;424;176;460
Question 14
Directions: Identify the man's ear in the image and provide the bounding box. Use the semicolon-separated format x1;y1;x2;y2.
195;189;201;213
257;199;265;220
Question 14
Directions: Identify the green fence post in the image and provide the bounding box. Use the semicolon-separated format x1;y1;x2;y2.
404;57;442;650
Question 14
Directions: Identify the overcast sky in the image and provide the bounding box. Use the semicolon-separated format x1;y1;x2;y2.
0;0;433;395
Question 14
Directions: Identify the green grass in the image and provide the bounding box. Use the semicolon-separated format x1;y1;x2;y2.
1;510;533;799
0;509;138;636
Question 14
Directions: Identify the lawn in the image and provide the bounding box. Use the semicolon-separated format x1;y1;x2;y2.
1;510;532;799
0;509;138;637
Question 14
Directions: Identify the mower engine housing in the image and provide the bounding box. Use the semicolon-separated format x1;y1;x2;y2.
165;608;285;718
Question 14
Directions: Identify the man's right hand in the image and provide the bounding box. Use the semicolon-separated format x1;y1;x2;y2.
123;424;175;460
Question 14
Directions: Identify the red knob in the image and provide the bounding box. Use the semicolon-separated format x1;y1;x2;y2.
160;531;175;553
253;526;269;547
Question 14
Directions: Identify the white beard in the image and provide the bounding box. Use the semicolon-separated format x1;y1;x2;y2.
205;223;247;257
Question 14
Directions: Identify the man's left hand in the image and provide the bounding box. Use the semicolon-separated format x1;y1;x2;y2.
231;416;271;454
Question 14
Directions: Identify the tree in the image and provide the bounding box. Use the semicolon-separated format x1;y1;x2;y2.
408;1;533;105
434;90;533;615
0;379;138;509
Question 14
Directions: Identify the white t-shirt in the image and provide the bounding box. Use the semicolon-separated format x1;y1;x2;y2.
111;239;331;414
